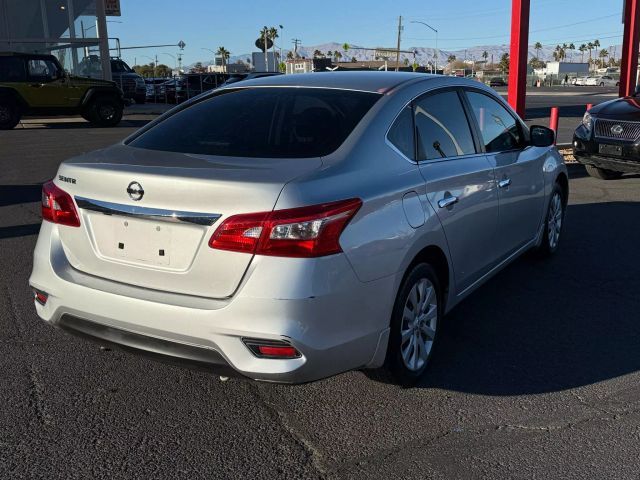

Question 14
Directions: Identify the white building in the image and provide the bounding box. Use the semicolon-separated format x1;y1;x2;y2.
252;52;278;72
536;62;589;76
286;58;314;74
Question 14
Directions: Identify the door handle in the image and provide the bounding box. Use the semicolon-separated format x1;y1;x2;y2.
498;178;512;189
438;195;459;209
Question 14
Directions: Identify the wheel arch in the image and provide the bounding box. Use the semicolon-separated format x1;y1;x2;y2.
0;87;27;109
405;244;450;310
81;86;123;107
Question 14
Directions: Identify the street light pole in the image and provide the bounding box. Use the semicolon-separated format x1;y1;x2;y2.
410;20;438;73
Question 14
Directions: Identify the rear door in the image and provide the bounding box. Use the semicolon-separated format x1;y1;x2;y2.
415;88;500;294
22;58;69;107
463;89;545;260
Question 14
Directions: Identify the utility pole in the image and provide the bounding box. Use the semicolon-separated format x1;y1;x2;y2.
292;38;301;57
263;26;269;71
395;15;403;72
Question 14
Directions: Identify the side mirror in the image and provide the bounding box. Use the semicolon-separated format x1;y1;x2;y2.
530;125;555;147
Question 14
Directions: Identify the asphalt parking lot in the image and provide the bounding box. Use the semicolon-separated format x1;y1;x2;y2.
2;115;640;479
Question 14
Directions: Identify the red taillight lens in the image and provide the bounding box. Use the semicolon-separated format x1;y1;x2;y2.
34;290;48;306
41;180;80;227
257;345;299;358
209;198;362;258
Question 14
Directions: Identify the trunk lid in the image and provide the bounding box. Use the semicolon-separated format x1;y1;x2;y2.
56;144;322;298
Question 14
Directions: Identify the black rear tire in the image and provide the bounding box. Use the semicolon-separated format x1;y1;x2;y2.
537;183;566;257
585;164;623;180
0;100;21;130
380;263;442;386
88;97;123;127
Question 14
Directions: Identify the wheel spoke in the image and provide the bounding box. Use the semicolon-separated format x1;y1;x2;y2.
403;306;414;322
408;286;418;309
401;328;412;344
425;304;437;321
420;323;436;340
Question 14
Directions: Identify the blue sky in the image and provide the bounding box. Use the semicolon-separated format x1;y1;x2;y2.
107;0;625;67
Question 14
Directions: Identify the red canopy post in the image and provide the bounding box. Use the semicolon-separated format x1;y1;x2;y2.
619;0;640;97
507;0;530;118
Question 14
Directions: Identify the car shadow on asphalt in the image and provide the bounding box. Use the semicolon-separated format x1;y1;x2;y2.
368;200;640;394
0;223;40;239
0;184;42;207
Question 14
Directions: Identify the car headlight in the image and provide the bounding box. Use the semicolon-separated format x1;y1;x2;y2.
582;111;593;131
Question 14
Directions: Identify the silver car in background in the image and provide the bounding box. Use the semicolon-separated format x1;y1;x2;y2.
30;72;568;385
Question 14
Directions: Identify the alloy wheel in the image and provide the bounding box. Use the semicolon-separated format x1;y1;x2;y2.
547;192;563;250
400;278;438;372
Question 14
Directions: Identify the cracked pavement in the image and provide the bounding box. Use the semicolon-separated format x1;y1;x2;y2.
1;115;640;479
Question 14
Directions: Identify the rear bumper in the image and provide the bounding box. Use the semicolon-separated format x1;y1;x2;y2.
58;314;243;378
29;221;395;383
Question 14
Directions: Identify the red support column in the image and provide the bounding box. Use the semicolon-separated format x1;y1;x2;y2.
620;0;640;97
507;0;530;118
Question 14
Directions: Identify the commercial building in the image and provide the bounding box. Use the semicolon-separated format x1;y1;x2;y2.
0;0;114;79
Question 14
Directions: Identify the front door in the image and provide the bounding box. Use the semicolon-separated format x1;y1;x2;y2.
464;90;545;259
414;89;500;294
22;58;69;107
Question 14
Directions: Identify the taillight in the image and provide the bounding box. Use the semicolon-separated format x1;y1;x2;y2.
209;198;362;258
41;180;80;227
242;338;301;359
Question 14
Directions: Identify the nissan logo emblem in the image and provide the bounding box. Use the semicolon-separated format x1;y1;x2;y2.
127;181;144;201
611;124;624;135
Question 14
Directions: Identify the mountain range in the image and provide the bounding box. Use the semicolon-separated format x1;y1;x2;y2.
191;41;621;68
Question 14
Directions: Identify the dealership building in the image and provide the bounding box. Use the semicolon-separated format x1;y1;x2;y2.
0;0;115;79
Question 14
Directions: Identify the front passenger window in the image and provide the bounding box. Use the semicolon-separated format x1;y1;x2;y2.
466;91;522;153
413;91;476;161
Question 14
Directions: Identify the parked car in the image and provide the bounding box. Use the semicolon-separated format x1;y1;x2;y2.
145;78;170;102
109;58;146;104
585;75;619;87
30;72;567;385
0;51;124;129
219;71;282;87
488;77;507;87
573;92;640;178
574;77;590;86
176;73;228;102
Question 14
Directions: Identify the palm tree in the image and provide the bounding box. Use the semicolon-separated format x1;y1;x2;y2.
216;46;230;73
403;57;410;67
286;51;294;60
568;43;575;62
313;49;322;59
579;44;587;63
334;51;342;62
599;49;609;68
342;43;350;61
268;26;279;71
327;50;333;60
447;54;456;64
534;42;542;60
587;42;594;67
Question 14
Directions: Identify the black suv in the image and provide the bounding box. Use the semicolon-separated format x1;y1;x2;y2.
0;52;125;129
110;58;146;104
573;94;640;179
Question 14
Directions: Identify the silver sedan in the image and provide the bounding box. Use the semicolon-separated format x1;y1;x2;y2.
30;72;568;385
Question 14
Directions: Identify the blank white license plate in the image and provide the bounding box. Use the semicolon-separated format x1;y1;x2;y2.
114;218;172;266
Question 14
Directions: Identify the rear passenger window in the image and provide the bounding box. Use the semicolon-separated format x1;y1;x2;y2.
466;91;522;153
387;106;414;159
414;90;476;161
0;57;26;82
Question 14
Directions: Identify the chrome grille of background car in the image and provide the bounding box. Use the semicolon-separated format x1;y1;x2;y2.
595;119;640;141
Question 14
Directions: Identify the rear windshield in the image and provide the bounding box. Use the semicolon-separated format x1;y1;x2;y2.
127;87;380;158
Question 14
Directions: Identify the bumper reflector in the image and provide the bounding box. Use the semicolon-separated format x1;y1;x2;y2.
243;338;301;359
34;290;48;306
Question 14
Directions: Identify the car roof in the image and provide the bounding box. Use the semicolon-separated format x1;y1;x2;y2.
226;71;438;93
